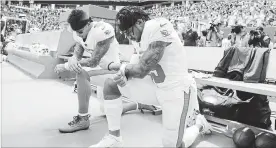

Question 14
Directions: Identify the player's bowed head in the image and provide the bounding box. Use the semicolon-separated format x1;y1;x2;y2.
116;6;150;42
67;9;93;40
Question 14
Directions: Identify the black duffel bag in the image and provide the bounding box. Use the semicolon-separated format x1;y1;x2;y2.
198;86;272;129
197;86;252;120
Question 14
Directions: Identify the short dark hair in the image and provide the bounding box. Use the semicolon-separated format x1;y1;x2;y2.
256;26;264;32
67;9;91;31
116;6;150;31
202;30;207;36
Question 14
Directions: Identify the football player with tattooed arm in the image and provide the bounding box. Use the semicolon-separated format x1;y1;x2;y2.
89;6;213;148
54;9;156;133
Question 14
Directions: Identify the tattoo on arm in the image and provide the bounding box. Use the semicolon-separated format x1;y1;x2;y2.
125;41;171;79
73;43;84;60
79;36;114;67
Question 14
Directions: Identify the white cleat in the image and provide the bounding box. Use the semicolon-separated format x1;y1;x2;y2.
89;134;123;148
196;114;212;135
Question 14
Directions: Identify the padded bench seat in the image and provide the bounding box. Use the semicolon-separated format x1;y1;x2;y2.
195;77;276;97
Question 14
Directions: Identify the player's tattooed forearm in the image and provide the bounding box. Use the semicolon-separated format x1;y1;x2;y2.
73;43;84;60
79;36;114;67
125;41;171;79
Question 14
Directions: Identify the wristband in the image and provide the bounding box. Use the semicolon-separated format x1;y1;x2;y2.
120;64;127;76
64;62;70;70
107;62;114;71
120;64;130;80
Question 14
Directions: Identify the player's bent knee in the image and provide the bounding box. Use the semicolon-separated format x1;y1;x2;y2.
103;78;121;100
76;69;90;81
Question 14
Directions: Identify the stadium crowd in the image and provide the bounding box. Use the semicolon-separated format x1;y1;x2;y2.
1;0;276;48
145;0;276;48
146;0;276;27
1;4;67;33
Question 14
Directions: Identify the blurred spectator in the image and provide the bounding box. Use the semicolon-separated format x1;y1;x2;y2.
222;34;232;49
1;20;5;53
6;27;16;41
248;27;271;48
231;24;250;47
175;21;185;43
227;12;236;27
182;23;198;46
256;26;271;47
1;21;10;56
206;21;224;47
1;20;4;42
197;30;207;47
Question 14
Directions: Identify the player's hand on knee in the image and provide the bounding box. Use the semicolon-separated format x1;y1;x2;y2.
118;79;127;87
113;71;127;87
68;57;82;73
54;64;67;74
69;63;82;74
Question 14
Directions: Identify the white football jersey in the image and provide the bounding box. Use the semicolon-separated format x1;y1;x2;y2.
72;21;120;69
140;18;190;91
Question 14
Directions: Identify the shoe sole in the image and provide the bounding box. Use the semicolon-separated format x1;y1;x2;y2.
59;126;89;133
110;142;124;148
116;142;123;147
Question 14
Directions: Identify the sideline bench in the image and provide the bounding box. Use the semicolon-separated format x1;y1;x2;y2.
196;77;276;97
186;46;276;136
186;47;276;98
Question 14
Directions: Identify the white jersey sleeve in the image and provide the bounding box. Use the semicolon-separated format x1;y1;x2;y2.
89;21;115;46
140;18;179;52
146;18;176;43
72;21;115;51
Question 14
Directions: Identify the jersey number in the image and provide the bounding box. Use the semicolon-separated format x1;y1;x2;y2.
150;64;166;83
